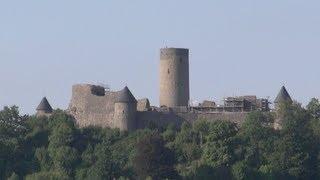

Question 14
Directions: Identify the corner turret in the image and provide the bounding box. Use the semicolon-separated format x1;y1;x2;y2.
36;97;53;117
274;86;292;110
113;86;137;131
274;86;293;129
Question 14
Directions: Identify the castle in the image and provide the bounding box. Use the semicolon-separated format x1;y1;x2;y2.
36;48;293;131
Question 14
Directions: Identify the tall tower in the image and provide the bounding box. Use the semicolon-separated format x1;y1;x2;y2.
159;48;189;107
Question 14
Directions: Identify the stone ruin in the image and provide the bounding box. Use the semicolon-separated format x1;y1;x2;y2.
36;48;294;131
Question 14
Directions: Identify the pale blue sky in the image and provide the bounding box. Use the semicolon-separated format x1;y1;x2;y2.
1;0;320;114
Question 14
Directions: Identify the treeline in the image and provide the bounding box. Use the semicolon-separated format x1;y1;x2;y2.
1;98;320;180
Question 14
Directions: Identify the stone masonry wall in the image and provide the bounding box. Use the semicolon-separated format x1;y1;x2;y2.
68;84;118;128
68;84;248;130
136;111;248;129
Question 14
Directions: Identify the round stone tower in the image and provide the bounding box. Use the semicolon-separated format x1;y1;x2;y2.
274;86;293;130
36;97;53;118
274;86;293;110
159;48;189;107
113;86;137;131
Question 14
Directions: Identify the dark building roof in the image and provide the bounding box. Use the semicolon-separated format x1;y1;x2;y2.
274;86;292;103
116;86;137;103
36;97;53;112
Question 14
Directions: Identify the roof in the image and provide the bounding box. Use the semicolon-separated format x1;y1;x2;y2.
116;86;137;103
36;97;53;112
274;86;292;103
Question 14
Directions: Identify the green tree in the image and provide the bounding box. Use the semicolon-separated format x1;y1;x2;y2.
202;121;237;168
46;112;79;176
307;98;320;119
0;106;27;137
162;123;176;142
237;112;276;172
0;106;32;179
35;147;52;171
133;132;179;180
25;171;70;180
173;122;199;163
193;120;210;146
88;141;119;179
270;103;317;179
7;172;19;180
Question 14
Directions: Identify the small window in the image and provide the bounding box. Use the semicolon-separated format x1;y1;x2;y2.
167;69;170;74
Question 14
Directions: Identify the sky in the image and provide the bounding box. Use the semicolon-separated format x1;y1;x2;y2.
1;0;320;114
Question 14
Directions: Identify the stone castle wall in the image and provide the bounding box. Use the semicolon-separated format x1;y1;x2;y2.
68;84;118;128
68;84;248;130
136;111;248;129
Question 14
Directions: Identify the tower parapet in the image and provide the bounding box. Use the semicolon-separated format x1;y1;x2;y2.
159;48;190;107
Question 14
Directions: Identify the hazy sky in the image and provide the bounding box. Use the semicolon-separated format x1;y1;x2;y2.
1;0;320;114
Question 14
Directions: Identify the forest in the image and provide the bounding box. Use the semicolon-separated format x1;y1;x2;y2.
1;98;320;180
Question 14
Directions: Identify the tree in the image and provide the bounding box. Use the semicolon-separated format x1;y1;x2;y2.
307;98;320;119
162;123;176;143
133;132;179;179
35;147;52;171
192;165;216;180
193;120;210;146
237;111;276;170
231;161;250;180
46;112;79;176
7;172;19;180
0;106;32;179
270;103;318;179
202;121;237;168
25;171;70;180
85;141;120;179
0;106;27;138
173;122;199;163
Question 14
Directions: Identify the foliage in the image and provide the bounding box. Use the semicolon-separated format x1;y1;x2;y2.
1;98;320;179
25;171;70;180
7;172;19;180
132;132;178;179
201;121;237;168
307;98;320;119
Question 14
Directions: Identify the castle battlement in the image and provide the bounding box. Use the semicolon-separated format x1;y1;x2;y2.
160;48;189;59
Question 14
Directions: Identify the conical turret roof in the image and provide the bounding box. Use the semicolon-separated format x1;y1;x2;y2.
116;86;137;103
274;86;292;103
36;97;53;112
